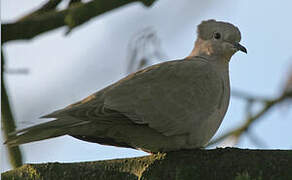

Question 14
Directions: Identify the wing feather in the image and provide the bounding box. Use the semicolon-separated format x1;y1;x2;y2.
44;58;223;137
103;58;223;136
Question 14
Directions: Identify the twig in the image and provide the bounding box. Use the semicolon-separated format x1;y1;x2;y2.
231;89;269;102
208;91;291;146
245;131;268;148
1;49;23;168
1;0;157;44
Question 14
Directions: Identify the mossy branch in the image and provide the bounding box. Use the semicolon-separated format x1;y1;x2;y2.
1;0;157;44
2;148;292;180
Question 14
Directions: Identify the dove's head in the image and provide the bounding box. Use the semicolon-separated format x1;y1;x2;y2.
190;19;247;61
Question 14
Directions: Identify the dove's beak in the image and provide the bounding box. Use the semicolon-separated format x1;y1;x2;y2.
234;42;247;54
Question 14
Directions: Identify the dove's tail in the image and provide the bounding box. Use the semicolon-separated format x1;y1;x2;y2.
4;118;90;147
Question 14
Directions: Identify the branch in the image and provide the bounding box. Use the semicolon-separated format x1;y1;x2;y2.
2;148;291;179
69;0;82;7
1;49;23;168
19;0;63;21
231;89;269;102
1;0;157;44
209;91;292;146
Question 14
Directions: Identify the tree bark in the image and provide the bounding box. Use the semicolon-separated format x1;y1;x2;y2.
2;148;291;180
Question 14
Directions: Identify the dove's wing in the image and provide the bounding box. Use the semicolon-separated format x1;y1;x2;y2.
45;57;224;137
102;57;224;136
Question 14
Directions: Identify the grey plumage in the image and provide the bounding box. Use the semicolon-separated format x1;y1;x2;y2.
4;19;246;153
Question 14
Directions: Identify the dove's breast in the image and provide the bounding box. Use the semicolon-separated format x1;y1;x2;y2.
91;59;231;152
187;68;230;148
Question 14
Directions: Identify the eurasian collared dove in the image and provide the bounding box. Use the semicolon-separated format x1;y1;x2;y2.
5;19;247;153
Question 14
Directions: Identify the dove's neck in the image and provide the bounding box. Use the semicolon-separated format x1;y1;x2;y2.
188;55;230;76
188;38;232;65
188;46;230;74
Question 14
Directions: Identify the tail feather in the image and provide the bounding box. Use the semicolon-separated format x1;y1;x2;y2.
4;118;90;147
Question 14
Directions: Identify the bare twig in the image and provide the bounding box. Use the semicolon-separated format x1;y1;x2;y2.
245;131;268;148
127;27;166;73
231;89;269;102
283;66;292;97
208;91;291;146
1;0;157;44
4;68;29;75
1;49;23;168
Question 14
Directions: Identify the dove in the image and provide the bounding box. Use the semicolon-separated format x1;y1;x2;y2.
5;20;247;153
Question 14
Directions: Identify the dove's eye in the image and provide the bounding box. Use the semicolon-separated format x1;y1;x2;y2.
213;32;221;39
